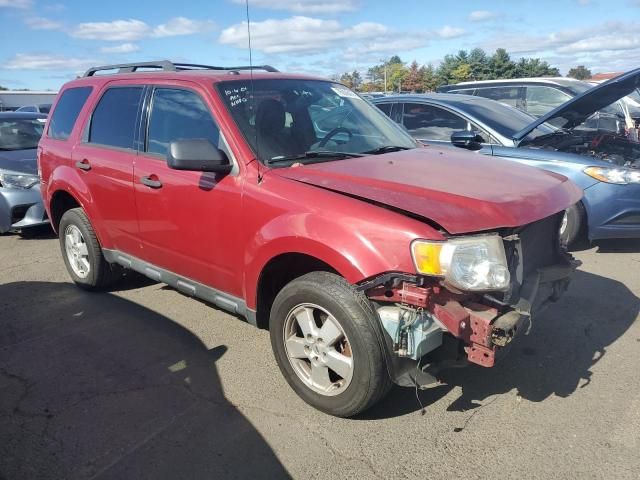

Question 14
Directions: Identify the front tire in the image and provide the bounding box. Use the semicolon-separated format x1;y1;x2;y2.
560;203;586;247
270;271;392;417
59;208;120;290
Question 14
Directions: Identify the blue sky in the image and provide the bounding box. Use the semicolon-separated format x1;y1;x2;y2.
2;0;640;90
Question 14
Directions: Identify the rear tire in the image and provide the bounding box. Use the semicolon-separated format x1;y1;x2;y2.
560;203;585;247
269;271;392;417
59;208;121;290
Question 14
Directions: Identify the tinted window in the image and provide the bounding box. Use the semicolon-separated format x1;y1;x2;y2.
48;86;92;140
402;103;468;141
474;86;524;109
375;103;392;116
146;88;220;157
525;86;571;117
0;119;46;150
89;87;143;149
38;104;51;114
18;106;37;113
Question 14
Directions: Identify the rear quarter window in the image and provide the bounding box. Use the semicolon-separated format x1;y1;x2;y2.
48;86;92;140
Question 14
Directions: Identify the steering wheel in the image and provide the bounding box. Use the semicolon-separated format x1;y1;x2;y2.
318;127;353;148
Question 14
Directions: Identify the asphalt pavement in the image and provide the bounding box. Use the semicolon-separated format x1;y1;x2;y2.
1;231;639;479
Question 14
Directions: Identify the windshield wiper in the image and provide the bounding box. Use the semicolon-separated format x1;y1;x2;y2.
362;145;411;155
266;150;364;165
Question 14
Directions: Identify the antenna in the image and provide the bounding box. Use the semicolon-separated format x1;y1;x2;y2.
245;0;262;183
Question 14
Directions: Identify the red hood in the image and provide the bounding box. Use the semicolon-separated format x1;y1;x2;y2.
271;148;583;234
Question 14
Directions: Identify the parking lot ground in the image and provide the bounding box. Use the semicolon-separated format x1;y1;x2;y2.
1;231;639;480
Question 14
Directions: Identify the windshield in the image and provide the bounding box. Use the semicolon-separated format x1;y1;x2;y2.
461;98;554;138
216;79;416;164
0;118;45;151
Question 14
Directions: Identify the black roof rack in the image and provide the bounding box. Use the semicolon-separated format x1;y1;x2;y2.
82;60;279;77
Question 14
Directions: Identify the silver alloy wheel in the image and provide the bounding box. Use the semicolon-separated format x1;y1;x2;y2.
560;210;569;236
283;303;354;396
64;224;90;279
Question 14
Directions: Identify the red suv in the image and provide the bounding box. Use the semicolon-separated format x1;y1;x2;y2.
39;61;582;417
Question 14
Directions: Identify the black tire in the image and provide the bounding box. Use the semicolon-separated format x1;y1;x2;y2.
58;208;121;290
269;271;392;417
560;203;586;247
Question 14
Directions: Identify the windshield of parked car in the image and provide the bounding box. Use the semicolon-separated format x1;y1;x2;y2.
216;79;417;165
0;118;45;151
457;98;555;139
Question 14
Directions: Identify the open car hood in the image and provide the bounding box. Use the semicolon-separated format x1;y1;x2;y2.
513;67;640;142
272;148;582;235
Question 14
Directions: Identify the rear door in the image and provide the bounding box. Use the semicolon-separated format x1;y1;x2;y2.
133;82;243;293
71;84;144;253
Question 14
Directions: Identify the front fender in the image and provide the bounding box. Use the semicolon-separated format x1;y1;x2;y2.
242;211;435;310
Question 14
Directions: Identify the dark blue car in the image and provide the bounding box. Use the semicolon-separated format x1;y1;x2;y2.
373;68;640;245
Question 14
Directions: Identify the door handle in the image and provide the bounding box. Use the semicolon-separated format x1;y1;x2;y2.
140;175;162;189
75;159;91;171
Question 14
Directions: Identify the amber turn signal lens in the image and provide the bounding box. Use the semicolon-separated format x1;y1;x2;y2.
411;241;444;276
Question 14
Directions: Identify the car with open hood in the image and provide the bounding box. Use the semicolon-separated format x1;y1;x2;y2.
0;112;49;233
38;61;581;417
374;67;640;245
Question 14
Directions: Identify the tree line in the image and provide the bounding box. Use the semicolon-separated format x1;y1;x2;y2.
336;48;591;93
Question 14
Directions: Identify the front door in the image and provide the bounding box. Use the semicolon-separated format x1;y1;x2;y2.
399;102;494;155
133;84;243;295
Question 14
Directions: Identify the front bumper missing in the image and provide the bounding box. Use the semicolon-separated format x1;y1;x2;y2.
363;257;579;385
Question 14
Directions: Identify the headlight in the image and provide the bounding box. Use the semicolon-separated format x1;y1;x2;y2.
411;234;510;291
584;166;640;185
0;170;39;189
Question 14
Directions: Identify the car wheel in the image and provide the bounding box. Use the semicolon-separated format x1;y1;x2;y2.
270;271;392;417
59;208;121;290
559;203;585;247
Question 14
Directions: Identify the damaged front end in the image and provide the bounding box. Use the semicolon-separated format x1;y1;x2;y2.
359;212;580;389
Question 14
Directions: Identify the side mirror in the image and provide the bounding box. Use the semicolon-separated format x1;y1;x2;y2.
450;131;484;151
167;139;232;174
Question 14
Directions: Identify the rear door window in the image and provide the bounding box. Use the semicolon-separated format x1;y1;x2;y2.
48;86;92;140
146;88;221;157
88;86;144;149
474;86;525;110
525;86;572;117
375;102;393;116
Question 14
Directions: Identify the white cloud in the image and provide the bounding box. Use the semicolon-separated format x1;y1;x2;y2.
230;0;357;14
70;17;214;41
220;16;392;54
433;25;466;39
0;0;31;8
483;21;640;55
153;17;215;37
99;43;140;54
25;16;63;30
468;10;498;22
71;19;150;41
5;54;96;71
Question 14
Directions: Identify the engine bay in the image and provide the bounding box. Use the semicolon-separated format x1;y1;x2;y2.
528;128;640;169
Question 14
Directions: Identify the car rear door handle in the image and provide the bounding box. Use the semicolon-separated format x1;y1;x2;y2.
140;175;162;189
75;159;91;171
